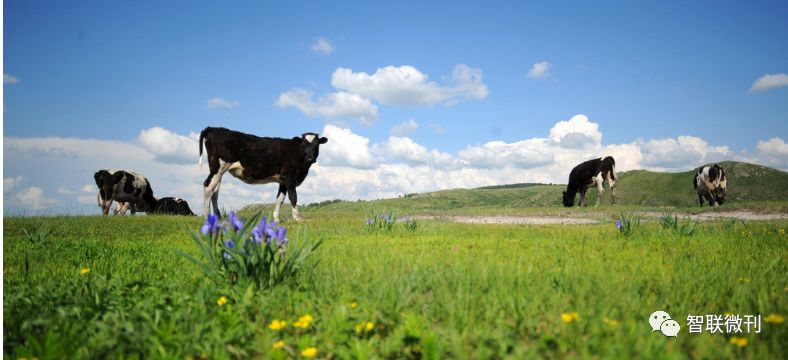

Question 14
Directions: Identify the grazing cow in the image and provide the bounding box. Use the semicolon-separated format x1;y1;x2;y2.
693;164;727;206
94;169;157;215
198;127;328;221
562;156;617;207
152;197;196;215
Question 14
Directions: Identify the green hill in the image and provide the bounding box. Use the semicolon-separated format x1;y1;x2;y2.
242;161;788;214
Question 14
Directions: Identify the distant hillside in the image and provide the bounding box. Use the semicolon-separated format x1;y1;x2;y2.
613;161;788;206
242;161;788;214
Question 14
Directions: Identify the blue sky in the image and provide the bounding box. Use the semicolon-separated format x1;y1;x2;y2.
4;1;788;214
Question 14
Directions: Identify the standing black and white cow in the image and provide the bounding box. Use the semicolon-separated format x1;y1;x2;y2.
94;169;157;215
198;127;328;221
152;197;196;215
693;164;727;206
562;156;617;207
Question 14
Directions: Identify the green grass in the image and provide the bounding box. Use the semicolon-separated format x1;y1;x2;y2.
4;210;787;359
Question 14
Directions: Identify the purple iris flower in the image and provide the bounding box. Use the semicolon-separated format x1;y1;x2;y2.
252;217;269;243
201;214;221;235
228;211;244;231
615;220;623;230
225;239;235;248
275;226;288;246
366;218;374;225
223;251;231;260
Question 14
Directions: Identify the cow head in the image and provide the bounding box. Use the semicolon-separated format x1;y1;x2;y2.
297;133;328;164
562;191;575;207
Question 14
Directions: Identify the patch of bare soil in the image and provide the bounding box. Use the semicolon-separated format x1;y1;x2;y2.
415;215;599;225
637;210;788;222
417;210;787;225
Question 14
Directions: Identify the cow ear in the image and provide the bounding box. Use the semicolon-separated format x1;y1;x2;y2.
319;137;328;144
292;136;302;142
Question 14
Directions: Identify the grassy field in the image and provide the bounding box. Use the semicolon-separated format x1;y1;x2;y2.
4;205;787;359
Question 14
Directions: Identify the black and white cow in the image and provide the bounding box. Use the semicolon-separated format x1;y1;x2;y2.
94;169;157;215
693;164;727;206
151;197;196;215
562;156;617;207
198;127;328;221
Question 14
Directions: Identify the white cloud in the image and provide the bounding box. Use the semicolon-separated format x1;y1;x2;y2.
13;187;60;211
749;73;788;93
638;136;730;170
137;127;200;165
206;97;239;109
276;88;378;126
319;125;379;169
390;119;419;136
755;137;788;169
310;37;335;55
331;64;488;106
458;139;555;169
4;74;20;84
374;136;455;168
548;114;602;148
4;176;24;193
527;61;552;79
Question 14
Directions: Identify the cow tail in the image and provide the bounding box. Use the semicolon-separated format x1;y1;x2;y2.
199;127;209;167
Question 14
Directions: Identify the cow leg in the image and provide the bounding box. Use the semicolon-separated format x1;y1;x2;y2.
117;202;129;216
698;193;704;206
203;161;230;218
273;184;287;223
607;174;617;205
211;189;220;216
595;175;605;207
579;187;588;207
287;184;303;222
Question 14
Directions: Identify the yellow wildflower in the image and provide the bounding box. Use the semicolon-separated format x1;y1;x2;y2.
268;319;287;330
217;296;228;306
764;314;784;324
350;302;358;309
355;323;363;333
365;322;374;331
272;340;285;350
730;337;748;347
561;312;580;324
80;268;90;275
294;314;314;329
779;229;785;235
301;347;317;358
602;318;619;326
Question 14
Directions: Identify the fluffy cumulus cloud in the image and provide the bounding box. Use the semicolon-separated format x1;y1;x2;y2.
374;136;454;167
276;89;378;126
137;127;200;165
390;119;419;136
527;61;552;79
318;125;379;169
749;73;788;93
755;137;788;169
206;97;239;109
548;114;602;149
5;117;784;214
638;136;730;170
331;64;488;106
310;37;335;55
